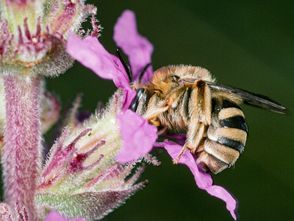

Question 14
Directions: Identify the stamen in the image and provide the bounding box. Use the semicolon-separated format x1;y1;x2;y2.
91;15;101;37
23;18;31;40
18;25;24;44
35;17;41;38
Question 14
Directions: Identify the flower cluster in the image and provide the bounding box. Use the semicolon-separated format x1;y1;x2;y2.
0;1;152;221
0;1;239;220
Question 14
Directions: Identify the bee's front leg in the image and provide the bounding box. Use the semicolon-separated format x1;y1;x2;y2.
143;94;169;120
144;87;186;121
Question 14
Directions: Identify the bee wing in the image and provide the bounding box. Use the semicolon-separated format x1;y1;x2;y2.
206;82;287;114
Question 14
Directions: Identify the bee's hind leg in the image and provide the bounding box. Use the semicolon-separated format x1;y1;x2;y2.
174;81;212;163
173;122;206;164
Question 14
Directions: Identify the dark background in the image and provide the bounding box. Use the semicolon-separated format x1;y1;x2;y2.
47;1;294;220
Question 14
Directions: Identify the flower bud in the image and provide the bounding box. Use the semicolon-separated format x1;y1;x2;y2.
0;0;97;77
35;93;151;220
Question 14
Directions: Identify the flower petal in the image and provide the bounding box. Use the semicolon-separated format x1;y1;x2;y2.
114;10;153;82
116;110;157;163
45;211;85;221
121;87;136;111
156;140;237;220
66;34;129;88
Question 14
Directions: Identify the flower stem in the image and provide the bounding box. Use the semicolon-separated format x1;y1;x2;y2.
2;75;42;221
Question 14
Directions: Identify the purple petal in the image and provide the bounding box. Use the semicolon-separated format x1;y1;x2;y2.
66;34;129;88
45;211;86;221
121;86;136;111
116;110;157;163
156;141;237;220
114;10;153;82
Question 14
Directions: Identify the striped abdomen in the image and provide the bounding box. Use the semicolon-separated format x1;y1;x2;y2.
197;99;249;174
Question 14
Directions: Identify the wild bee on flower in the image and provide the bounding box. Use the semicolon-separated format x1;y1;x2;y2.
1;0;282;220
129;64;287;174
66;7;286;221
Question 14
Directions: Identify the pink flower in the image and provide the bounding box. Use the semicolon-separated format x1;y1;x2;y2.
66;10;157;162
45;211;85;221
66;35;130;88
67;10;154;108
67;9;238;220
66;34;135;109
113;10;153;83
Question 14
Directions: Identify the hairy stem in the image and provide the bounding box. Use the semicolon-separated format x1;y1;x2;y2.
2;75;42;221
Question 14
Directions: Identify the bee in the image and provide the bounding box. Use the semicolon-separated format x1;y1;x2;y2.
129;65;287;174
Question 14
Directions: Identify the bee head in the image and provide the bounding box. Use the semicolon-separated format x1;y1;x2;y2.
150;65;213;97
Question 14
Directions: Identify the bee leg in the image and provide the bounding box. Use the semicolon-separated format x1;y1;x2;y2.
174;81;212;163
144;88;185;121
173;122;207;164
202;81;212;125
173;143;191;164
187;81;211;148
189;123;206;152
166;87;186;108
178;79;212;124
149;118;161;127
143;94;169;120
148;115;167;135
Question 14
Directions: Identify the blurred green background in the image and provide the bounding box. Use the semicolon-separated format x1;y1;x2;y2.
46;1;294;220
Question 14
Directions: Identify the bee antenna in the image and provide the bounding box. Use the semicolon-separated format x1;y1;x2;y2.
116;47;133;82
138;63;151;83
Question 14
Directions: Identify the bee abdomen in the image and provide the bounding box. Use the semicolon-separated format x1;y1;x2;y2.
210;99;248;152
198;99;249;173
198;137;243;174
207;127;247;153
219;115;248;133
203;139;240;166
